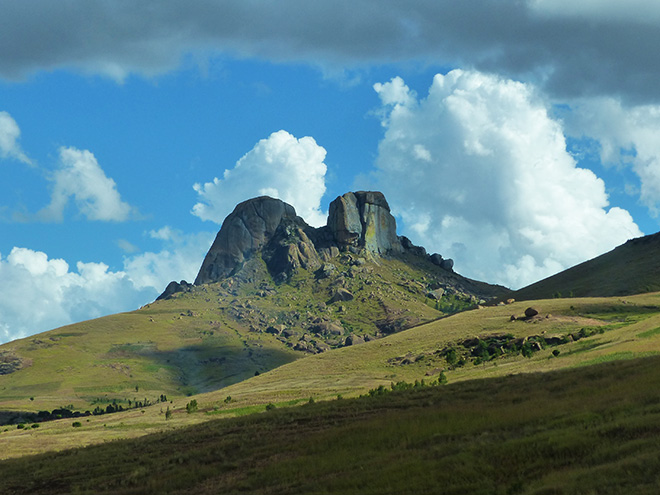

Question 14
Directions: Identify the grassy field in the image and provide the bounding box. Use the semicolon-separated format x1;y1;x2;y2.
2;354;660;493
0;252;500;415
1;292;660;461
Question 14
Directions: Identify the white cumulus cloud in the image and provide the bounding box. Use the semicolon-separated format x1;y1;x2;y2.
0;228;215;344
124;227;215;291
0;111;31;164
0;247;152;343
192;130;328;226
39;146;133;222
370;70;642;289
560;97;660;216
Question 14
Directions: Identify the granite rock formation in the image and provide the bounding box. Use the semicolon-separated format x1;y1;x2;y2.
159;190;460;301
193;191;406;288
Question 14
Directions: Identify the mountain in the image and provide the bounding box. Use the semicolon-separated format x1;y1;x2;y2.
512;231;660;301
0;191;508;414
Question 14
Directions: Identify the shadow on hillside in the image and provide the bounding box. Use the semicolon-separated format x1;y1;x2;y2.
144;344;299;395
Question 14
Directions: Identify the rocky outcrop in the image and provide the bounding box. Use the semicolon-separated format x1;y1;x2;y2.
157;280;193;301
327;191;402;255
191;191;407;287
194;197;303;285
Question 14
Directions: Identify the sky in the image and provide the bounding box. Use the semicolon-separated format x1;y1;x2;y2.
1;1;660;343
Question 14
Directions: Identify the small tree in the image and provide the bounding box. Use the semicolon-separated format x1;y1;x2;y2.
165;406;172;420
186;399;198;414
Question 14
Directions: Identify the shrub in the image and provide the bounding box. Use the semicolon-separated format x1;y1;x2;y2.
186;399;198;414
165;407;172;420
31;424;40;429
72;422;82;428
552;349;561;357
265;403;276;411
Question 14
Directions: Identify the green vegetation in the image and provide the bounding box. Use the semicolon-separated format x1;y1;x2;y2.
3;356;660;493
0;251;502;415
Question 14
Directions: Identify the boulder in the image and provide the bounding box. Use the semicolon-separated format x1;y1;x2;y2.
427;288;445;300
328;288;354;304
156;280;193;301
440;259;454;271
344;334;365;346
524;307;539;318
430;253;444;266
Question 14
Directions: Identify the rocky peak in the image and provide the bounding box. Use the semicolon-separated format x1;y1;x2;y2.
327;191;402;255
194;196;303;285
178;191;449;294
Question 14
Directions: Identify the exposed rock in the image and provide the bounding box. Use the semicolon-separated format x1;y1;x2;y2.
344;334;365;346
195;197;302;285
265;325;283;335
427;288;445;300
0;351;23;375
440;259;454;271
157;280;193;301
328;288;354;304
400;236;427;257
524;307;539;318
309;320;344;336
316;263;337;279
430;253;444;266
327;191;402;255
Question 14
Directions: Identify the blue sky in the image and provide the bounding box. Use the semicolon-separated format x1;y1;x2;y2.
2;1;660;343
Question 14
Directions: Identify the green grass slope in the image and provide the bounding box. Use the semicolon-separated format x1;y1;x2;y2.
512;231;660;300
2;292;660;460
0;251;506;415
3;355;660;494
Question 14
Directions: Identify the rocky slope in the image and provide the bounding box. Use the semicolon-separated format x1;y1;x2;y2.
159;191;510;355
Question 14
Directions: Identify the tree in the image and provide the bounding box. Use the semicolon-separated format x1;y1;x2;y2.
186;399;198;413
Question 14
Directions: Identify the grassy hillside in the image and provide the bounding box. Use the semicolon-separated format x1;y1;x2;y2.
512;231;660;300
3;355;660;494
0;251;505;415
1;292;660;460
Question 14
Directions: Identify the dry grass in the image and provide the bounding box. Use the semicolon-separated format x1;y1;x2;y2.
2;292;660;460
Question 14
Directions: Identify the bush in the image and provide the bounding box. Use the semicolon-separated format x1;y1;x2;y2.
186;399;198;414
72;422;82;428
165;407;172;420
265;403;276;411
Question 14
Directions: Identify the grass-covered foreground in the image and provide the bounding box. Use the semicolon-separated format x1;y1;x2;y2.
2;355;660;494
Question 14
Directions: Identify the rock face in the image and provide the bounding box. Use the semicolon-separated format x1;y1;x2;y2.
157;280;193;301
327;191;402;255
194;197;304;285
191;191;406;288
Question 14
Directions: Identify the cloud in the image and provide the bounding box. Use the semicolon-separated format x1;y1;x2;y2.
39;146;133;222
560;98;660;216
124;227;215;291
370;71;642;289
0;247;153;343
192;130;328;226
0;111;31;164
1;2;659;103
0;228;215;344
